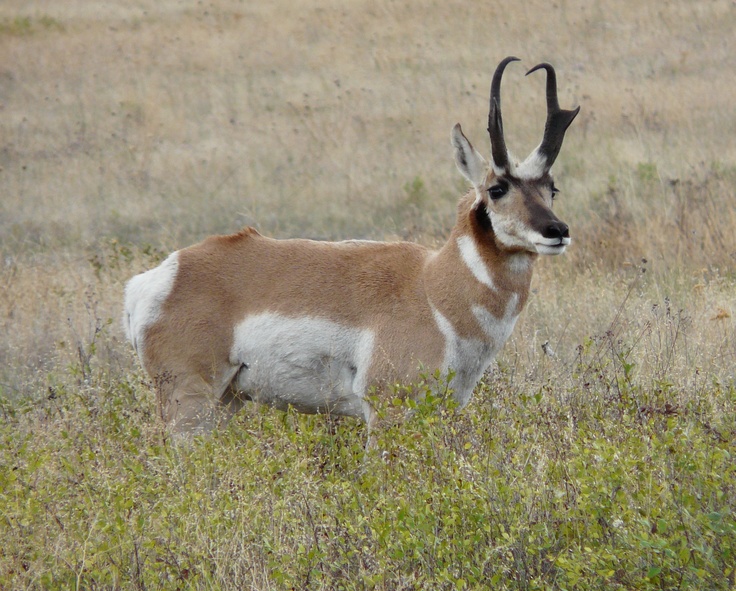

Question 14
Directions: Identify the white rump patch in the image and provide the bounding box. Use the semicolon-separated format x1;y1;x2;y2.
457;235;495;290
123;251;180;357
230;313;375;419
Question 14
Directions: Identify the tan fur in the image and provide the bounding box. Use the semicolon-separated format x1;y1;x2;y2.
137;187;539;433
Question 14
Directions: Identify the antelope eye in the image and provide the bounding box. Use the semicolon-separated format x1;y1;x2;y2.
488;183;507;200
551;184;560;198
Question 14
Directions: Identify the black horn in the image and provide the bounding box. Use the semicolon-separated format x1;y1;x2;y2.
487;56;520;172
526;63;580;171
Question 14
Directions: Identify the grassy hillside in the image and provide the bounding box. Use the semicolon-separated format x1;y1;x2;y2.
0;0;734;588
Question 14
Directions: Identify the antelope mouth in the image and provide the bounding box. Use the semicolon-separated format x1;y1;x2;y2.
535;238;571;255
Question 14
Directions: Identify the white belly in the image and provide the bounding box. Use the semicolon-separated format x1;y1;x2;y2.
230;313;374;418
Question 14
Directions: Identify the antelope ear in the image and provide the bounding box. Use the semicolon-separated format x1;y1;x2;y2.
452;123;487;188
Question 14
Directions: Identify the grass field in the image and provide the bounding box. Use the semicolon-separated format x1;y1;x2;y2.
1;0;735;589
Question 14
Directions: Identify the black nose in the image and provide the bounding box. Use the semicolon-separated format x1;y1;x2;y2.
544;221;569;240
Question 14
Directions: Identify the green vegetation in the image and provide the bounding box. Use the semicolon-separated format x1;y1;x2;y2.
2;328;734;589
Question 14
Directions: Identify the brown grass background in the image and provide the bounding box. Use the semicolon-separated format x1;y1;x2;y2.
1;0;734;400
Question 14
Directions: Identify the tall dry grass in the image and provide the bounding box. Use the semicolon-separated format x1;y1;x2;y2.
2;0;734;250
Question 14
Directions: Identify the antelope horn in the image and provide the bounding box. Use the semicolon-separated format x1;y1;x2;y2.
487;56;520;173
526;62;580;171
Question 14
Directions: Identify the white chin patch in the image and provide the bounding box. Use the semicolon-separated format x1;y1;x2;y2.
535;237;571;255
535;244;567;255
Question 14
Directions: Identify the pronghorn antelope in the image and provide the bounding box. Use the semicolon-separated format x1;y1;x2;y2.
124;56;579;442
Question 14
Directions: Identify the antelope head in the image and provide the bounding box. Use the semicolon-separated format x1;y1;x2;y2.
452;56;579;256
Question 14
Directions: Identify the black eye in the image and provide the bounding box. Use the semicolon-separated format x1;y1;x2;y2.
488;183;508;200
551;184;560;198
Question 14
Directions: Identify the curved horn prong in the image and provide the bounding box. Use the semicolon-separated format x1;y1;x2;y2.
526;63;580;171
487;56;520;173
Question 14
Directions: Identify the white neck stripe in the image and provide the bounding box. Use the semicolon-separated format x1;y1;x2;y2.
457;235;495;290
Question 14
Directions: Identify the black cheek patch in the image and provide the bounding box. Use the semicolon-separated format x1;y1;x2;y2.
474;202;493;233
